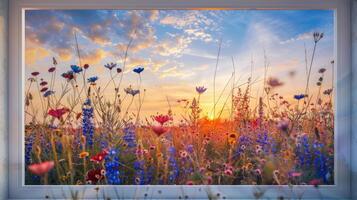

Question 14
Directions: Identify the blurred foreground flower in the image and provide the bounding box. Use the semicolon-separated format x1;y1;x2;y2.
267;77;284;87
28;161;54;176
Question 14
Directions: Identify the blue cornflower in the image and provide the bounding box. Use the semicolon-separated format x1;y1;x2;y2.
82;98;94;147
105;148;121;184
234;135;251;158
256;132;270;153
313;140;328;183
295;135;312;168
123;124;136;148
186;144;194;153
25;135;34;164
133;66;144;74
294;94;306;100
87;76;98;83
104;63;117;70
133;160;145;185
43;90;55;97
71;65;83;73
168;147;179;184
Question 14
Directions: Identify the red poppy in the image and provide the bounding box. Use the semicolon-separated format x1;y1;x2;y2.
90;149;109;163
28;161;54;176
152;125;168;137
86;168;105;184
83;64;89;69
48;67;56;72
48;107;70;119
31;72;40;76
154;114;172;125
40;87;48;92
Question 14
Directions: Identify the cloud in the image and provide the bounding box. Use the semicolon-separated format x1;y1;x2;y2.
155;35;191;57
280;32;313;44
57;48;73;61
149;10;159;22
82;49;108;65
125;57;168;72
159;11;217;43
25;46;50;65
160;66;195;79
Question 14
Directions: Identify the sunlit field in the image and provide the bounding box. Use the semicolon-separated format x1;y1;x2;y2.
24;10;334;186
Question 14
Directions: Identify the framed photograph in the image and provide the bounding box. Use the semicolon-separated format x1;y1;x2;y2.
9;0;351;199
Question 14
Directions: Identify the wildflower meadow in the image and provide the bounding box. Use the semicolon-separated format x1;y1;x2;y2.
24;11;334;186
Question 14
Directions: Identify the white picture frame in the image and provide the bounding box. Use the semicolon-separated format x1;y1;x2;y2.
8;0;351;199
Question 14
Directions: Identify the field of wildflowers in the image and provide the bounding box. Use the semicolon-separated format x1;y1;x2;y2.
24;32;334;186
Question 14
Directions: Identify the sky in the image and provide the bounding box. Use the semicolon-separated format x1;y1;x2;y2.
25;10;334;122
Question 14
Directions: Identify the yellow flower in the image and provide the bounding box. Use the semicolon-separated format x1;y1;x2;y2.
79;151;89;158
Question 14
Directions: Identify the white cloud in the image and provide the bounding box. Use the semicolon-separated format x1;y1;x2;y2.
280;32;313;44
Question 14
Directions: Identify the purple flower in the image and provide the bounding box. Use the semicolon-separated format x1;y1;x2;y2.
277;118;289;132
82;99;94;147
124;87;140;96
104;63;117;70
195;86;207;94
123;124;136;148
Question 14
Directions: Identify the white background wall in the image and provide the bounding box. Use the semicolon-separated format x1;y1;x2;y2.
0;0;8;199
0;0;355;199
351;0;357;199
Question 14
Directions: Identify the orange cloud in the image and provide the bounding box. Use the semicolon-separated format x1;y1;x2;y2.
25;46;50;65
82;49;108;65
57;48;73;61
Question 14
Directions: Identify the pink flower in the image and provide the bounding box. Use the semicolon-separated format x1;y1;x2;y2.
291;172;302;177
28;161;54;176
154;114;172;125
48;107;70;119
224;169;233;176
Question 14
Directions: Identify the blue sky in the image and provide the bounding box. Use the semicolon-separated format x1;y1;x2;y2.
25;10;334;119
